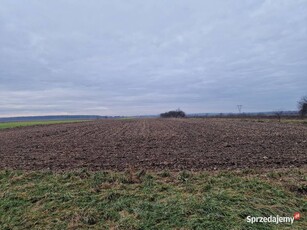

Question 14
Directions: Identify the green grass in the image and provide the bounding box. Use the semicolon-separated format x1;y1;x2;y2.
241;118;307;126
279;119;307;125
277;119;307;125
0;120;86;130
0;169;306;229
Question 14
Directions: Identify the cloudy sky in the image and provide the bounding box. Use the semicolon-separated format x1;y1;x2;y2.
0;0;307;117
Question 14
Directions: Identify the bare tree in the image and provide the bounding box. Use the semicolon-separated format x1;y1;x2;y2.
298;96;307;118
274;111;283;122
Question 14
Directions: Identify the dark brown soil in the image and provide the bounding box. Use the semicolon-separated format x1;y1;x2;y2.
0;119;306;171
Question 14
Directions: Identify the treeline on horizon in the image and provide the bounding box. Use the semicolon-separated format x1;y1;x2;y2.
161;96;307;119
0;111;304;122
160;110;186;118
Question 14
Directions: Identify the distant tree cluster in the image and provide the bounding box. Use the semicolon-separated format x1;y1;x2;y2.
160;109;186;118
298;96;307;118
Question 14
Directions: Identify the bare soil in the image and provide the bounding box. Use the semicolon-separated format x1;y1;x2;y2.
0;119;306;171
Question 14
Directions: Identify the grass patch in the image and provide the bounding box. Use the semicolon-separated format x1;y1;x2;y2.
250;119;307;125
0;120;86;130
0;169;306;229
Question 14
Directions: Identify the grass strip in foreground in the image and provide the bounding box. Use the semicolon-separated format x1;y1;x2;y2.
0;169;306;229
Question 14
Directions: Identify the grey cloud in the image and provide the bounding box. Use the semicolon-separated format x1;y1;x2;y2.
0;0;307;116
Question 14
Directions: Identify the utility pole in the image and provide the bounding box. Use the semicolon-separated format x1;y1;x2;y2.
237;105;242;114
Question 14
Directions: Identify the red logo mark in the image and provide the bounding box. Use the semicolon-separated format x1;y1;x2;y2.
294;212;301;220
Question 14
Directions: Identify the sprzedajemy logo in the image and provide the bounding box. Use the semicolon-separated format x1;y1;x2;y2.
246;212;301;225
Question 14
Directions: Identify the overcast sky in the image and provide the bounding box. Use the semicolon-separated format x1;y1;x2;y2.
0;0;307;117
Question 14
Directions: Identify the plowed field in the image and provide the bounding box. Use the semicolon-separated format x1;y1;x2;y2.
0;119;306;170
